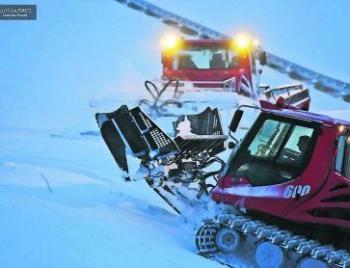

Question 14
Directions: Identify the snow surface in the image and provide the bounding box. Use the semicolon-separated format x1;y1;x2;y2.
1;0;350;268
0;130;224;268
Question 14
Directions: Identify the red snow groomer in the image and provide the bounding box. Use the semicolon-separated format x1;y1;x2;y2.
96;99;349;267
197;101;350;267
160;34;262;97
140;34;310;116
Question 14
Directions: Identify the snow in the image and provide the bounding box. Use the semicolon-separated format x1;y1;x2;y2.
1;1;349;268
0;166;194;268
0;130;223;268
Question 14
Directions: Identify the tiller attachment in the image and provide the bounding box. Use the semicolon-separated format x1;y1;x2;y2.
96;105;227;213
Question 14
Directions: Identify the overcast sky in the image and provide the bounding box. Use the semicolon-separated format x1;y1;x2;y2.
1;0;349;129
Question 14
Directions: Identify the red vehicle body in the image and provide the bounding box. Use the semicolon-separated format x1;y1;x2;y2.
161;38;260;97
212;102;350;246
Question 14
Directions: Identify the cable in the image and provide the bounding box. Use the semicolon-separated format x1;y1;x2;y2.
144;80;158;100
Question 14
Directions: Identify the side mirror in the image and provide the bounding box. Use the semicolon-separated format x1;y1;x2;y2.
259;51;267;66
229;109;244;133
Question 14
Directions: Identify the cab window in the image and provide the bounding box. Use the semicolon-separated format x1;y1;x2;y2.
346;140;350;177
174;46;238;70
336;135;350;177
226;117;316;186
276;125;314;166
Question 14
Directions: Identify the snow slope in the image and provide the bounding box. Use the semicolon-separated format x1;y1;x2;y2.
0;130;227;268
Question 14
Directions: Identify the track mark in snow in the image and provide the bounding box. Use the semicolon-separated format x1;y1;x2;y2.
40;173;53;194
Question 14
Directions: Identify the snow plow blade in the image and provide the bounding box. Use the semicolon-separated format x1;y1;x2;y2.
96;105;179;178
96;105;226;179
96;105;227;214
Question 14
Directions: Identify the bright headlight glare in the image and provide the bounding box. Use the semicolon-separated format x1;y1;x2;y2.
232;33;253;53
161;34;179;50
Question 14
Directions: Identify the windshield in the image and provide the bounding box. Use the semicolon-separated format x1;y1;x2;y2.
336;134;350;178
174;46;238;70
226;116;317;186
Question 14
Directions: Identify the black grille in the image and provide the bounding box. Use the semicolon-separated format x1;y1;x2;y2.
309;208;350;221
330;183;348;192
322;195;350;203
